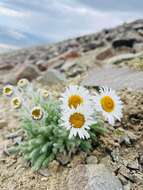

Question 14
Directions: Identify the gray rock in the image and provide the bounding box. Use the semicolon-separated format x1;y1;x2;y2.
56;153;70;165
38;168;51;177
111;148;120;162
127;159;139;170
123;183;131;190
133;43;143;52
118;165;133;181
120;135;131;146
66;164;123;190
60;60;77;72
126;131;138;142
15;63;40;81
86;156;98;164
37;69;66;85
82;66;143;90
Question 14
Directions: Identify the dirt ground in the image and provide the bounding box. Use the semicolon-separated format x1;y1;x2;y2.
0;87;143;190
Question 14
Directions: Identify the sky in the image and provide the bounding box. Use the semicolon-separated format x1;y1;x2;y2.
0;0;143;49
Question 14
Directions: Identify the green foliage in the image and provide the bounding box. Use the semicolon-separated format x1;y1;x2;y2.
6;85;106;171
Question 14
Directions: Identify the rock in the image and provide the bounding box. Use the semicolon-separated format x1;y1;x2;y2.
0;120;8;129
126;131;138;142
60;60;77;72
67;67;84;78
112;38;136;49
28;54;36;60
123;183;131;190
66;164;123;190
61;50;80;60
2;72;17;84
127;159;139;170
5;129;23;139
133;43;143;52
100;155;119;172
0;63;14;70
15;64;40;81
120;135;131;146
56;153;70;165
115;129;138;145
117;174;128;185
112;32;143;49
82;41;104;52
118;165;133;182
82;66;143;90
131;172;143;184
96;46;114;60
38;168;51;177
105;53;139;65
37;69;66;85
86;156;98;164
111;148;120;162
36;60;48;71
139;154;143;165
133;23;143;30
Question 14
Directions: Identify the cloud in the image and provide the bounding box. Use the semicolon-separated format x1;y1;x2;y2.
77;0;143;12
8;30;26;40
0;0;142;47
0;3;30;17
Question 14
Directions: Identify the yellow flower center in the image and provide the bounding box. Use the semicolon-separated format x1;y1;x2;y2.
4;87;13;95
32;108;43;120
18;79;28;87
101;96;115;112
68;95;83;108
42;90;49;98
69;113;85;128
12;98;21;109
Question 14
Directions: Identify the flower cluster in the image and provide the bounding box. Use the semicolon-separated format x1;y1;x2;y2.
3;79;123;170
60;85;123;139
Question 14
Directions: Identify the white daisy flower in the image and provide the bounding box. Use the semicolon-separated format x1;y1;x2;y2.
17;78;29;88
60;85;92;110
11;97;22;109
31;106;44;120
61;106;94;139
93;87;123;125
3;85;14;97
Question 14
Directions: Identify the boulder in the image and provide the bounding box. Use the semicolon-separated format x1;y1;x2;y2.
0;63;14;70
96;46;114;60
112;39;136;49
37;69;66;85
104;53;143;65
35;60;48;71
81;66;143;90
66;164;123;190
15;64;40;81
112;32;143;49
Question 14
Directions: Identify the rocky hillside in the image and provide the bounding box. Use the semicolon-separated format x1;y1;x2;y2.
0;19;143;85
0;20;143;190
